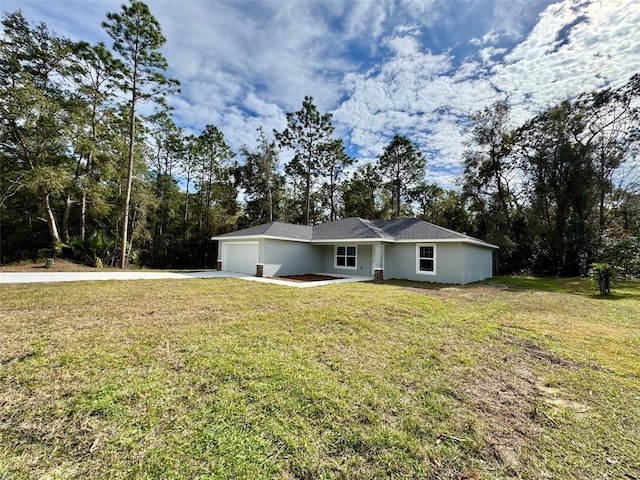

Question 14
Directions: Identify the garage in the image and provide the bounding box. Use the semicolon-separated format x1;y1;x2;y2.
222;242;258;275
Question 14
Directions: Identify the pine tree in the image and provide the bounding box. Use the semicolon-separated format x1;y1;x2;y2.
102;0;179;268
275;96;334;225
377;135;426;218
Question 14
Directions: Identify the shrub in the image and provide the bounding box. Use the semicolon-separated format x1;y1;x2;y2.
599;235;640;280
591;262;616;296
70;230;117;267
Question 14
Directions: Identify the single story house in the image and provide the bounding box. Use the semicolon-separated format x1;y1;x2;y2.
212;217;497;284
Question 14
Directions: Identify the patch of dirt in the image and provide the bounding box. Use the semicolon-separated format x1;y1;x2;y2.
462;357;542;475
273;274;344;283
500;335;580;369
402;283;504;301
502;333;618;375
460;331;594;476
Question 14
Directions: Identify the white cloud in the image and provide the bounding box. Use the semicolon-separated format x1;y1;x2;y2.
399;0;440;18
492;0;640;124
341;0;389;55
332;27;501;163
487;0;551;41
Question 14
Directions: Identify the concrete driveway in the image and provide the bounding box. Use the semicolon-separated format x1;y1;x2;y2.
0;270;372;287
0;270;246;284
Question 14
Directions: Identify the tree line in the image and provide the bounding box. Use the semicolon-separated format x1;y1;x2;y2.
1;2;639;275
461;84;640;276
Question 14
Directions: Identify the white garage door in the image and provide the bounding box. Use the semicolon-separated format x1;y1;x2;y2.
222;242;258;274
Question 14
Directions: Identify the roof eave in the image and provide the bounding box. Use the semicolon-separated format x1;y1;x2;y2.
311;237;394;244
395;238;498;248
213;234;498;248
212;234;311;242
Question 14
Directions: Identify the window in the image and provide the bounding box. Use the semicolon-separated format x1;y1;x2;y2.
335;245;357;269
416;244;436;275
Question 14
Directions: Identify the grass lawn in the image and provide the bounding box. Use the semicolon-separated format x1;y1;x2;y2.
0;276;638;479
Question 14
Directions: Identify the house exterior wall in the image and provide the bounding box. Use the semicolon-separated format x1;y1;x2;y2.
384;242;493;284
319;244;373;276
261;239;322;277
460;244;494;284
219;237;493;283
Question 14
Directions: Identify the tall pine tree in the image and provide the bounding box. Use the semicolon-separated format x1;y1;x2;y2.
275;96;334;225
103;0;179;268
377;135;426;219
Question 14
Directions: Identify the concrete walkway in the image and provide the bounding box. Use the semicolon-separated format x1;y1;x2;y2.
0;270;373;288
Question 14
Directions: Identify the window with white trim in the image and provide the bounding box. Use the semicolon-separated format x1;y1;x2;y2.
416;244;436;275
335;245;357;269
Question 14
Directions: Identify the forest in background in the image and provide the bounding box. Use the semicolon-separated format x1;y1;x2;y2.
1;2;639;276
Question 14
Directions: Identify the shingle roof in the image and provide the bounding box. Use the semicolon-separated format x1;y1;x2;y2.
215;221;313;240
312;217;394;240
372;218;473;241
214;217;496;248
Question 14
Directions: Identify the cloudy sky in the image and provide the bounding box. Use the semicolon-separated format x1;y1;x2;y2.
4;0;640;187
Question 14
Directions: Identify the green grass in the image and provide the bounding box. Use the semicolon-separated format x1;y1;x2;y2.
1;277;639;479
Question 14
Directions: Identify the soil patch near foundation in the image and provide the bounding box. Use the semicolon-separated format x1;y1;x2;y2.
273;274;344;282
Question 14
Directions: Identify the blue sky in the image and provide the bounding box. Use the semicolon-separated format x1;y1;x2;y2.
4;0;640;188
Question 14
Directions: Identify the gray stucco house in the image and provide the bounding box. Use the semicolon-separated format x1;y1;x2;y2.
212;217;497;284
